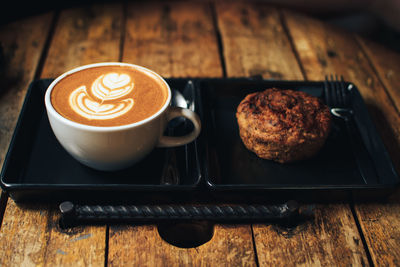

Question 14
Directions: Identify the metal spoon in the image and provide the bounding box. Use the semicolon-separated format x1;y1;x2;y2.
160;89;188;185
170;89;188;127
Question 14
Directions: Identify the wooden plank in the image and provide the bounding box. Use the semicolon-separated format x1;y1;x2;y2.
41;4;123;78
41;211;106;266
253;205;368;266
0;202;51;265
109;224;255;266
216;2;369;266
122;1;222;78
353;38;400;266
283;9;400;266
0;3;123;265
108;2;255;266
0;13;53;169
355;201;400;266
3;202;105;266
216;2;303;80
0;7;52;250
357;38;400;112
283;10;400;170
0;13;53;264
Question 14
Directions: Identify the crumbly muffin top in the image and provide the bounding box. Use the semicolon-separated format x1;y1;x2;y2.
236;88;331;145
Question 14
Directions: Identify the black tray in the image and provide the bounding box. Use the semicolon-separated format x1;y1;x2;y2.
1;78;399;204
198;79;399;202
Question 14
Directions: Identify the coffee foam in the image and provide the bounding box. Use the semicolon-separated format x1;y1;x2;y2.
69;73;134;120
50;65;168;127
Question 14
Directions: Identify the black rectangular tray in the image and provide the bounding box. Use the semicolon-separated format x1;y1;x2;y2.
1;78;398;204
198;78;399;202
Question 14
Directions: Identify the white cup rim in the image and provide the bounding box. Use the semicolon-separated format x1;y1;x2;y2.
44;62;172;132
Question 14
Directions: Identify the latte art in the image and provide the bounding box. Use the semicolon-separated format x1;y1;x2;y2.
51;65;168;127
92;73;134;101
69;73;134;120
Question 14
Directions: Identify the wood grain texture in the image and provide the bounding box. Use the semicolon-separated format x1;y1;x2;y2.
122;1;222;77
42;211;106;266
1;2;399;266
216;2;303;80
0;13;53;258
41;3;123;78
109;224;255;266
217;3;368;266
355;201;400;266
108;2;255;266
357;38;400;112
283;9;400;266
254;205;367;266
1;202;105;266
283;10;400;170
354;37;400;266
0;202;51;265
0;13;52;169
1;3;123;266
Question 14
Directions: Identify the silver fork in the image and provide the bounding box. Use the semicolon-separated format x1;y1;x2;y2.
324;75;378;184
324;74;354;120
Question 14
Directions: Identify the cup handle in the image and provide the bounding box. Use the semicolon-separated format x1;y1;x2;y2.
157;107;201;148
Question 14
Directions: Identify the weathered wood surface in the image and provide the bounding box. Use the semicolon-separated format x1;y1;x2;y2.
109;224;255;266
0;13;53;264
253;205;368;266
0;203;52;265
0;3;124;265
216;2;368;266
283;9;400;266
122;1;222;78
357;37;400;115
283;10;400;169
107;2;255;266
41;3;123;78
0;1;400;266
355;200;400;266
0;12;54;217
354;39;400;266
216;2;303;80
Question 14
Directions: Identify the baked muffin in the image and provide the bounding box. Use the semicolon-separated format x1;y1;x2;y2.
236;88;331;163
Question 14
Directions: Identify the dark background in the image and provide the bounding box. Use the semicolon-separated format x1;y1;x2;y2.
1;0;399;52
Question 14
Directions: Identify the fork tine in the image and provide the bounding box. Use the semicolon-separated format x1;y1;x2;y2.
334;74;343;107
324;75;331;107
332;74;337;106
339;75;348;107
330;74;338;107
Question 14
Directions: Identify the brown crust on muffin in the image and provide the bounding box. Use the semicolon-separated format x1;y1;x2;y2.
236;88;331;163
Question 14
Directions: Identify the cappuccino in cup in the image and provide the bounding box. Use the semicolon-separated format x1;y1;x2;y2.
51;65;168;127
45;63;201;171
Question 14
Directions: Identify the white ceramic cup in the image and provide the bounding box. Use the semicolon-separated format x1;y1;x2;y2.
44;62;201;171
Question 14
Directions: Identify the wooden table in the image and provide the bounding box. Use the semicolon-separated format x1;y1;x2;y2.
1;1;400;266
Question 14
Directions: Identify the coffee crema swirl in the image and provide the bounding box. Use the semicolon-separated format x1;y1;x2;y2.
50;65;168;127
69;73;134;120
